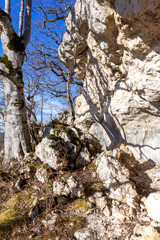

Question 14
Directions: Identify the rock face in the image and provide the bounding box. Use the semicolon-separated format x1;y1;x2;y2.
53;176;84;197
145;191;160;222
59;0;160;163
95;150;138;207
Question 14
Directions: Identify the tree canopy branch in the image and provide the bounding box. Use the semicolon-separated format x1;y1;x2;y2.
19;0;24;37
5;0;11;16
23;0;32;48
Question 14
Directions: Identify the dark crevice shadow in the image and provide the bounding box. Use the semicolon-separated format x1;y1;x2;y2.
129;159;156;197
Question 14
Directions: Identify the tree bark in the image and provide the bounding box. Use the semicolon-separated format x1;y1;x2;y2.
67;70;75;126
0;1;32;165
3;80;31;165
18;0;24;37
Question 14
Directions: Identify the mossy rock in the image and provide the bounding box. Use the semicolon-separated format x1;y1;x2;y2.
50;119;80;145
46;134;61;141
84;182;106;197
50;215;86;239
71;199;90;213
64;128;80;145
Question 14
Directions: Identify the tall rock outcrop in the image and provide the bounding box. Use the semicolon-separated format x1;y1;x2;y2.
59;0;160;162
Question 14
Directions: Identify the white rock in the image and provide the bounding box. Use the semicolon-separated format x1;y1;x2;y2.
53;176;84;197
75;147;91;168
74;228;96;240
95;151;138;207
35;166;47;183
59;0;160;163
145;191;160;222
35;137;64;169
103;206;111;217
95;197;107;210
42;212;57;230
128;224;160;240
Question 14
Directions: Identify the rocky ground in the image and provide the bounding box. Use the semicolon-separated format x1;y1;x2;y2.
0;119;160;240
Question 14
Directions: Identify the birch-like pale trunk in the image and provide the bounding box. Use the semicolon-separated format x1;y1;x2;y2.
0;0;32;166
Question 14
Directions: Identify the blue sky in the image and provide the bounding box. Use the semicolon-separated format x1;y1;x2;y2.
0;0;76;124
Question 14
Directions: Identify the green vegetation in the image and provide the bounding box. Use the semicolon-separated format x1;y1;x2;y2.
47;215;86;239
46;134;60;141
28;152;34;158
84;182;106;197
0;192;30;238
0;55;23;82
64;128;79;145
0;25;3;35
0;54;13;70
72;199;90;213
67;216;86;236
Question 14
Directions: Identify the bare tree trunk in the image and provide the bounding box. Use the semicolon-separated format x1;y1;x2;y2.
3;80;31;165
41;93;43;126
67;70;75;126
0;0;32;165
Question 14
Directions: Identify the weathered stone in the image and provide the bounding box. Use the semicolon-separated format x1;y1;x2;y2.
74;94;93;132
75;146;91;168
95;196;107;211
74;228;96;240
19;166;32;179
35;166;48;184
35;137;64;170
112;205;127;221
145;191;160;222
42;211;57;230
95;151;138;207
37;121;82;169
127;224;160;240
53;176;84;198
59;0;160;163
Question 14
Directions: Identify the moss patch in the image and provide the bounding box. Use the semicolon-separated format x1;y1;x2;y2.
7;32;24;52
64;128;80;145
0;54;13;70
0;192;30;238
0;55;23;82
48;215;86;239
0;25;3;35
72;199;90;214
84;182;106;197
46;134;60;141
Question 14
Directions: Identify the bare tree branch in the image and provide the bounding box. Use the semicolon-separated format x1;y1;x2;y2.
26;105;37;122
5;0;11;16
23;0;32;47
67;70;75;126
19;0;24;37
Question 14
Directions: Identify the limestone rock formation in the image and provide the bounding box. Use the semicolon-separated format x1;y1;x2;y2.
95;150;138;207
59;0;160;163
145;191;160;222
